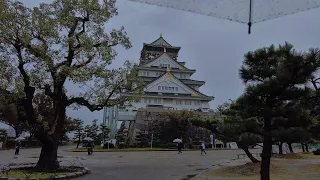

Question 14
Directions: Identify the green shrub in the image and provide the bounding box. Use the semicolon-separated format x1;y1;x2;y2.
157;143;178;149
103;143;115;149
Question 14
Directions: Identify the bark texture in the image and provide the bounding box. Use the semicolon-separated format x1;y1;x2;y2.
34;136;59;171
260;113;272;180
260;133;272;180
33;94;67;172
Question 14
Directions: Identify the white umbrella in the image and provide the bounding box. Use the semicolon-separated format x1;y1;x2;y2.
128;0;320;34
15;137;25;141
173;139;182;143
83;137;93;141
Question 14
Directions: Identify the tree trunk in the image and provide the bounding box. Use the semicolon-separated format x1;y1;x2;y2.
301;143;305;152
76;136;81;148
34;95;67;172
305;144;309;152
34;136;59;172
278;142;283;154
288;143;294;153
243;147;260;163
260;132;272;180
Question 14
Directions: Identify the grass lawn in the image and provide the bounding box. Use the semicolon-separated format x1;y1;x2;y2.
194;153;320;180
4;170;69;179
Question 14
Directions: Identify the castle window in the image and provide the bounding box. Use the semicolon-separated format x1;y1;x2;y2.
175;87;178;91
154;99;162;104
194;101;200;105
185;100;192;105
158;86;161;90
175;100;182;105
161;64;170;68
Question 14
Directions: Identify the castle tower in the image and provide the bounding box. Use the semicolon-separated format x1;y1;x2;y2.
128;34;214;111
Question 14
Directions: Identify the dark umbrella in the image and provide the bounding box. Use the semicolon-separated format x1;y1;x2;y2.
128;0;320;34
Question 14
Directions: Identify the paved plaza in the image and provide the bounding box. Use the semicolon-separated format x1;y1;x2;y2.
0;146;261;180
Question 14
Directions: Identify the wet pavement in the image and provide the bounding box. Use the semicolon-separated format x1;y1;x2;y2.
0;146;261;180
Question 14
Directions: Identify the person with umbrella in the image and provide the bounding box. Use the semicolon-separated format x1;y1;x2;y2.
173;138;182;154
88;141;94;155
84;137;94;155
14;137;25;155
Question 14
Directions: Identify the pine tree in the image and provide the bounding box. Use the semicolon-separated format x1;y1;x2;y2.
98;123;110;148
73;119;84;148
135;130;149;148
116;122;127;149
239;43;320;180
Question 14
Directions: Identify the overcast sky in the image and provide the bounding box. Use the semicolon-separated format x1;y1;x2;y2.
1;0;320;128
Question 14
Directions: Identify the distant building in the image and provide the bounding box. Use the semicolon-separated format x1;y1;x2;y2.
125;34;214;111
103;35;218;144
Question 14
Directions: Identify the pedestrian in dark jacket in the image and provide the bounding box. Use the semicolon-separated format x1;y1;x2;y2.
15;141;21;155
87;142;94;155
200;142;207;155
177;142;182;154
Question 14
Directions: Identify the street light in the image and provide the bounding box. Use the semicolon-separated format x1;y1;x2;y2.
147;112;153;149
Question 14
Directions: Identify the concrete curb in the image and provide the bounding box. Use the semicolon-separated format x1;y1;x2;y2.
0;164;90;180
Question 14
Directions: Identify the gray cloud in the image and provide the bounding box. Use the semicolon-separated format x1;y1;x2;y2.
9;0;320;125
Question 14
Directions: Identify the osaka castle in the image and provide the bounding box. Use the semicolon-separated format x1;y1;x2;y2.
126;34;214;111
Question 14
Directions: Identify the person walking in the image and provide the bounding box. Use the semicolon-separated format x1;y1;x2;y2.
177;142;182;154
87;141;94;155
200;142;206;155
15;141;21;155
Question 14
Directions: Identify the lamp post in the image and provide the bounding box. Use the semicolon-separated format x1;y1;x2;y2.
147;112;153;149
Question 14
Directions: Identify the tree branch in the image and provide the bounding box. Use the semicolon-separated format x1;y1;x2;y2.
72;55;95;68
55;15;89;71
55;61;68;69
24;32;57;79
74;14;89;49
13;41;38;126
67;84;121;111
39;84;54;98
311;78;319;91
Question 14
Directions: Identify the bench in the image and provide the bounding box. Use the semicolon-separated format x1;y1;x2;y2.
237;153;261;159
